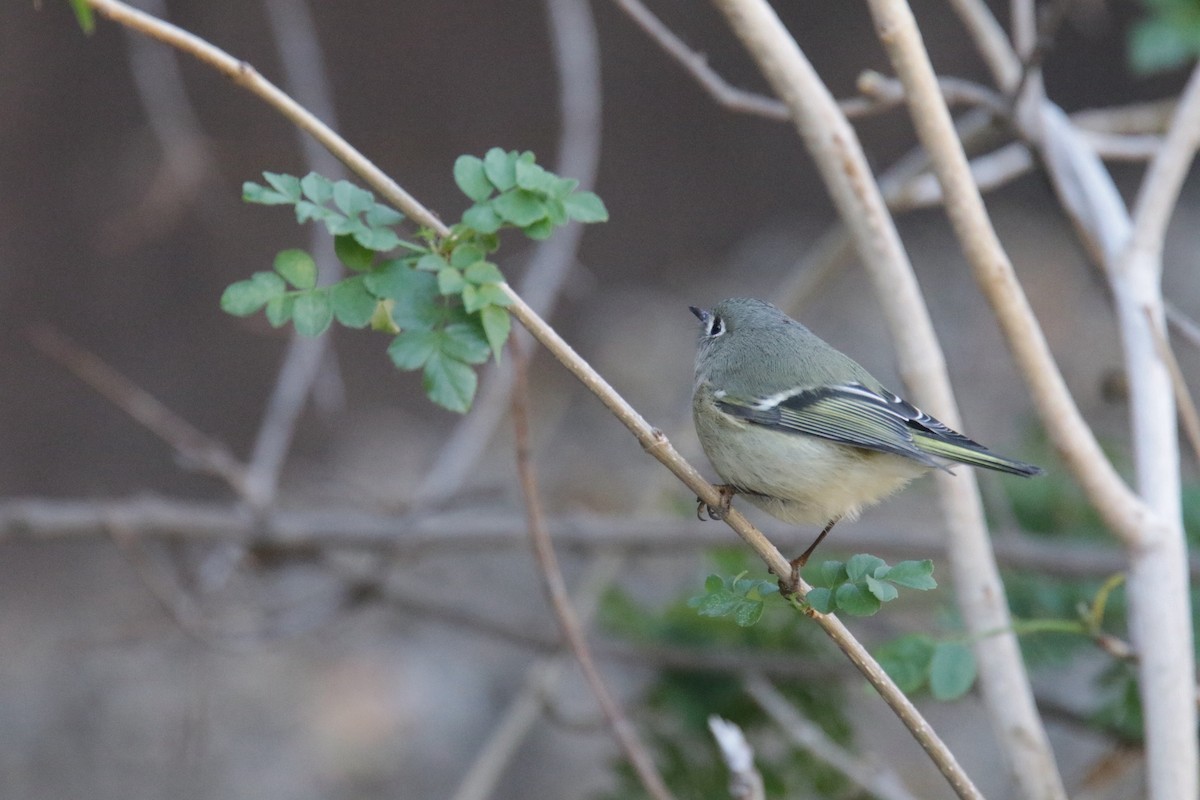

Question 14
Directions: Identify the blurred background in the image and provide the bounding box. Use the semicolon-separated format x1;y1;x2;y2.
2;1;1198;798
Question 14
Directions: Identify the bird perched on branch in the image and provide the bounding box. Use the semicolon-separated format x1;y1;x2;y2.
690;298;1043;575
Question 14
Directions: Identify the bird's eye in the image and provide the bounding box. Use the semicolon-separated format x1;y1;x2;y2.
707;315;725;338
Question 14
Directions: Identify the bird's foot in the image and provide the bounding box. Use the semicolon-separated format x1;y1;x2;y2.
696;484;737;521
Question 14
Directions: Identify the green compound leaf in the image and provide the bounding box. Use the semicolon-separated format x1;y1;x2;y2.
453;155;495;202
365;264;440;331
265;294;295;327
423;350;477;413
461;203;503;234
440;322;491;365
483;148;517;191
562;190;608;223
221;271;286;316
1129;17;1199;75
273;249;318;290
353;225;401;253
450;244;486;269
415;253;450;272
929;641;978;700
805;587;835;614
461;284;483;314
817;560;848;588
881;560;937;590
875;634;936;694
514;159;560;194
334;234;374;272
480;304;511;360
694;588;740;618
292;290;333;337
475;283;513;307
69;0;95;33
331;277;377;328
333;180;375;216
300;172;334;205
388;329;439;370
846;553;887;582
522;218;555;240
733;599;766;627
244;176;297;206
834;582;882;616
437;267;466;296
365;203;404;229
464;260;505;285
865;575;899;603
492;189;547;227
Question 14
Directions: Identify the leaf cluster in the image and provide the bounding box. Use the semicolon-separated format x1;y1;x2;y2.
598;573;851;800
453;147;607;238
1130;0;1200;74
689;572;779;627
220;153;607;412
804;555;937;617
873;634;979;701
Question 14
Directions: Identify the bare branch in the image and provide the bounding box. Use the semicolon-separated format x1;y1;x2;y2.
744;674;919;800
27;325;247;492
450;556;623;800
877;1;1198;798
240;0;353;509
510;341;675;800
607;0;788;120
1146;309;1200;465
6;495;1193;579
1168;302;1200;350
866;2;1077;797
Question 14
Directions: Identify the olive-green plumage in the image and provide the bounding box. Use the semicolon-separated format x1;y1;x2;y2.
691;298;1042;538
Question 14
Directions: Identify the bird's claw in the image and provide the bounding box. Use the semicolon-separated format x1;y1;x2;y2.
696;484;737;521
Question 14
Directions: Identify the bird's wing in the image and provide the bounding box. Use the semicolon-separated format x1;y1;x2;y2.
715;382;943;468
717;382;1043;476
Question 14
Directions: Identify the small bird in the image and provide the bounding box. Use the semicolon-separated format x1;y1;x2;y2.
690;298;1043;574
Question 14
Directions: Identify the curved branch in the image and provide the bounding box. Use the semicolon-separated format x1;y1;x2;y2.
80;2;977;796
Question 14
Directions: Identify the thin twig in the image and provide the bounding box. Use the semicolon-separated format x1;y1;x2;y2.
101;0;215;253
510;339;675;800
607;0;788;120
241;0;351;509
1147;307;1200;465
1167;302;1200;350
27;324;247;492
450;556;624;800
744;674;919;800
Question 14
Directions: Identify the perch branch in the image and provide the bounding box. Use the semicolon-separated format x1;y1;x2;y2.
79;3;984;795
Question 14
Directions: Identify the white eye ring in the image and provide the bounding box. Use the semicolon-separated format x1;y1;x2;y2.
707;314;725;338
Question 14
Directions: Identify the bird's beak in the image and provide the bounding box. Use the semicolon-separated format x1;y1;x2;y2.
689;305;708;322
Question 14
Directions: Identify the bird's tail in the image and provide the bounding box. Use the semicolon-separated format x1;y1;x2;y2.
911;431;1044;477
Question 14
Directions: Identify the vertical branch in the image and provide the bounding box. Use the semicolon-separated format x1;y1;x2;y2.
509;341;676;800
242;0;349;509
709;1;1062;796
869;3;1199;799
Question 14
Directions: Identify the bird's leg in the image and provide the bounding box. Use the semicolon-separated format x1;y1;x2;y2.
696;484;738;521
788;517;841;589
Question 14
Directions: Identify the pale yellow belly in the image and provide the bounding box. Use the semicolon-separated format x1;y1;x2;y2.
694;394;929;525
